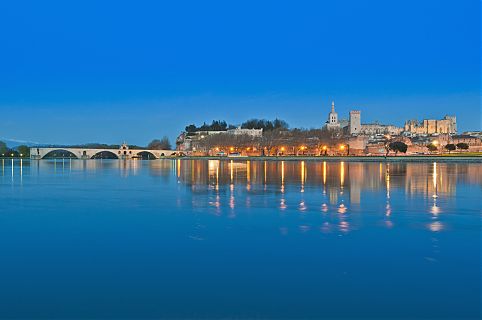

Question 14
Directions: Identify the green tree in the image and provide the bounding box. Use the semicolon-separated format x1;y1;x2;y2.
388;141;408;155
456;142;469;150
148;136;172;150
427;143;438;152
0;141;7;155
5;149;18;157
241;118;289;131
273;118;289;130
17;145;30;157
185;124;197;133
444;144;456;153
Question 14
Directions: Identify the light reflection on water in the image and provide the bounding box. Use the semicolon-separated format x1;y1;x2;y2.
3;159;482;235
0;159;481;319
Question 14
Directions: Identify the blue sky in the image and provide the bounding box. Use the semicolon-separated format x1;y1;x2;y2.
0;0;480;145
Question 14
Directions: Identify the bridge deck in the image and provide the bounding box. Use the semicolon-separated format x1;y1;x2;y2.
30;147;177;159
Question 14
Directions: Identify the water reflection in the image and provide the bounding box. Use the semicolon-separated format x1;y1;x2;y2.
5;159;482;235
2;158;480;319
171;160;481;227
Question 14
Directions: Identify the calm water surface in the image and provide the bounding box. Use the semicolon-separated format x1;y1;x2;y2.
0;159;480;319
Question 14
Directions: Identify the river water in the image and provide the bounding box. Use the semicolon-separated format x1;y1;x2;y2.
0;159;480;319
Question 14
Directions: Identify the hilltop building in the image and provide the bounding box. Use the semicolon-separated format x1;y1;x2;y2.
227;127;263;137
404;116;457;135
323;102;402;136
359;123;403;136
176;127;262;152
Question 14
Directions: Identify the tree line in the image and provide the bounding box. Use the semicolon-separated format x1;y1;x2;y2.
0;141;30;157
185;118;289;133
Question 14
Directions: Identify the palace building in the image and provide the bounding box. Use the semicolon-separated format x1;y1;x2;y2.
324;101;402;136
404;116;457;135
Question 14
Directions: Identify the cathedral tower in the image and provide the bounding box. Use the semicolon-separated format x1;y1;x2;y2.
326;101;340;129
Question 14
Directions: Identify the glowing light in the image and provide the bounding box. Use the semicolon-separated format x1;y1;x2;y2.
177;159;181;178
432;140;439;146
322;145;327;150
280;147;285;152
280;198;286;210
323;161;327;185
264;161;267;185
429;221;444;232
338;204;347;215
386;163;390;199
281;161;285;185
339;145;346;151
340;161;345;187
301;161;305;180
430;203;440;215
230;147;235;152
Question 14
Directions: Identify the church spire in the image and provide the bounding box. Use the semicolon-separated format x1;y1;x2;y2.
331;101;335;113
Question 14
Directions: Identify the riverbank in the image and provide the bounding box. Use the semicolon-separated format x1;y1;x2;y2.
179;155;482;163
4;154;482;163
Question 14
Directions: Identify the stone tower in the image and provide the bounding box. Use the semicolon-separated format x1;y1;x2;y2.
326;101;340;129
443;115;457;134
349;110;361;135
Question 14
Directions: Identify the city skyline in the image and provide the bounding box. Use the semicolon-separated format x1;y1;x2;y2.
1;1;480;145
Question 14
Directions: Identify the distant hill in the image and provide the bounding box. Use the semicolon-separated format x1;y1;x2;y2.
0;138;42;148
1;138;146;150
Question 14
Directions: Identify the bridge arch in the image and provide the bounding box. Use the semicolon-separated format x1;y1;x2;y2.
42;149;79;159
136;151;157;160
91;151;119;159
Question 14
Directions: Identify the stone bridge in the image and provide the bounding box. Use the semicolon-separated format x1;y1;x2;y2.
30;144;178;160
